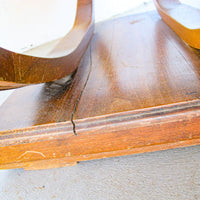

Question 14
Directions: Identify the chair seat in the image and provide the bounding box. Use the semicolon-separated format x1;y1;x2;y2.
0;0;94;90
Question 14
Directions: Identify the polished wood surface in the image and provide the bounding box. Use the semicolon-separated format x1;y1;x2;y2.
0;11;200;170
0;0;94;89
154;0;200;49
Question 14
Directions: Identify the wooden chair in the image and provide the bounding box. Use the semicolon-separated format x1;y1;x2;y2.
154;0;200;49
0;0;94;90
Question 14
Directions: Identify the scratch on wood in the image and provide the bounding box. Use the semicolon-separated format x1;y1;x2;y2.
121;61;140;68
22;58;39;77
41;67;46;82
17;151;46;160
130;19;144;24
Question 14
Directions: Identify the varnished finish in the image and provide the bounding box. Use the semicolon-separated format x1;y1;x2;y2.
0;12;200;170
154;0;200;49
0;0;94;89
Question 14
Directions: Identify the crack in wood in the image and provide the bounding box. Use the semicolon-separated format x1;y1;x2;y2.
71;45;93;136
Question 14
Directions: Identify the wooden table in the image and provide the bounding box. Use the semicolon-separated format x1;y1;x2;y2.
1;11;200;170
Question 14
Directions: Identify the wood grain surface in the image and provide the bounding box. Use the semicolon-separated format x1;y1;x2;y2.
0;11;200;170
154;0;200;49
